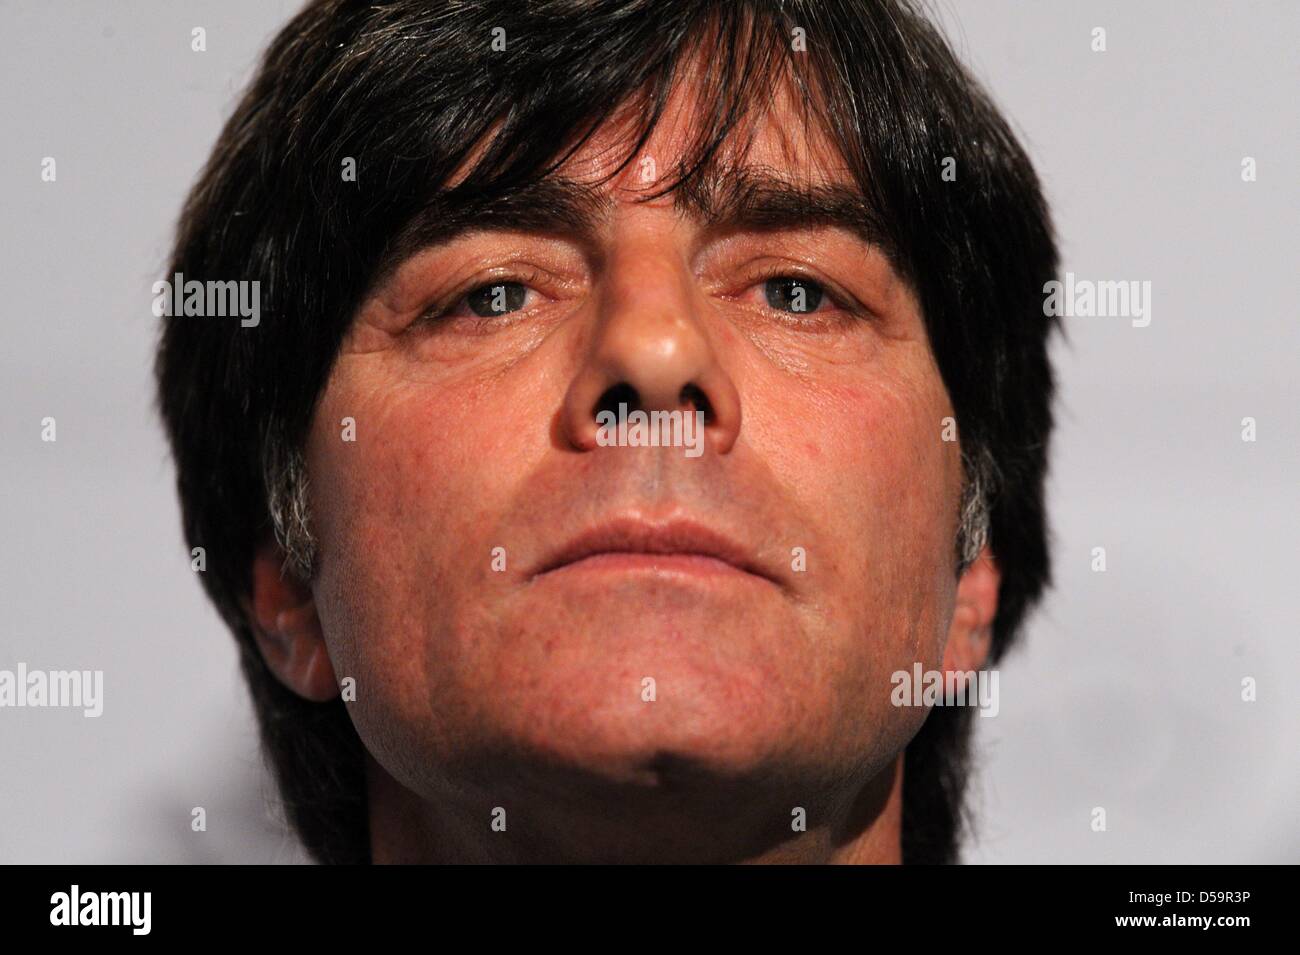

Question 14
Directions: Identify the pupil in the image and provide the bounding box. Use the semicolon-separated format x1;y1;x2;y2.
764;277;822;313
468;282;526;317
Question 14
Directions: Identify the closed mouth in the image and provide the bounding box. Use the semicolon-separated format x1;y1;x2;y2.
531;518;778;585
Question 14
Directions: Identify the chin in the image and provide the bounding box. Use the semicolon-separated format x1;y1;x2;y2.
466;648;817;790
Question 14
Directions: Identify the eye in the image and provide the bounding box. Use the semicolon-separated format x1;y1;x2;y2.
762;276;826;314
409;260;579;330
461;281;531;318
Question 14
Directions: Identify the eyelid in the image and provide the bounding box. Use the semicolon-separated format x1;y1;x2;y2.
417;265;555;323
738;263;866;317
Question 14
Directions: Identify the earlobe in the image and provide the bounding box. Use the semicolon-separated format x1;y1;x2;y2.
247;536;340;702
942;544;1000;674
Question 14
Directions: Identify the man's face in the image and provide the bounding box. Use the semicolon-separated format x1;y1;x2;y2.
301;79;965;814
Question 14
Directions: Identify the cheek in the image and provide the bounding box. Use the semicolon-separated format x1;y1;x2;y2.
302;355;540;653
746;353;960;636
761;360;962;744
833;375;952;538
300;353;558;765
308;355;532;539
766;359;954;511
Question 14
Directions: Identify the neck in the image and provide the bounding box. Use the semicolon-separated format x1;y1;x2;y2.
366;752;903;864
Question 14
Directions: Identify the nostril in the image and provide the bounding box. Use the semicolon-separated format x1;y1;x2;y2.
679;383;714;425
593;382;639;421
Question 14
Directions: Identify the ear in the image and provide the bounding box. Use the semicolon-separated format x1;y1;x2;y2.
941;544;1000;674
245;536;339;702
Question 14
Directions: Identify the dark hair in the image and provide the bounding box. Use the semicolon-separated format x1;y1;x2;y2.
156;0;1057;864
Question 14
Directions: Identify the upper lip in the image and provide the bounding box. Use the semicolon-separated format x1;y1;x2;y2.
531;518;779;584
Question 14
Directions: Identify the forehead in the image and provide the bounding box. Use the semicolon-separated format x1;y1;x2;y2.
369;54;884;288
450;50;856;203
578;66;851;202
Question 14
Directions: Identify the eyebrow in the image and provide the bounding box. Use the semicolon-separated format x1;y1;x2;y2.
675;165;887;247
374;165;887;288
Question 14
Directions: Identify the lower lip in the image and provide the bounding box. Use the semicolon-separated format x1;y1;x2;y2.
539;552;768;583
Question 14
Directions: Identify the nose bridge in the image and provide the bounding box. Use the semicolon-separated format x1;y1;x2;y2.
596;245;708;411
559;229;742;454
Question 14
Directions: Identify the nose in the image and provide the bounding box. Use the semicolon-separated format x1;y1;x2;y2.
559;254;741;455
